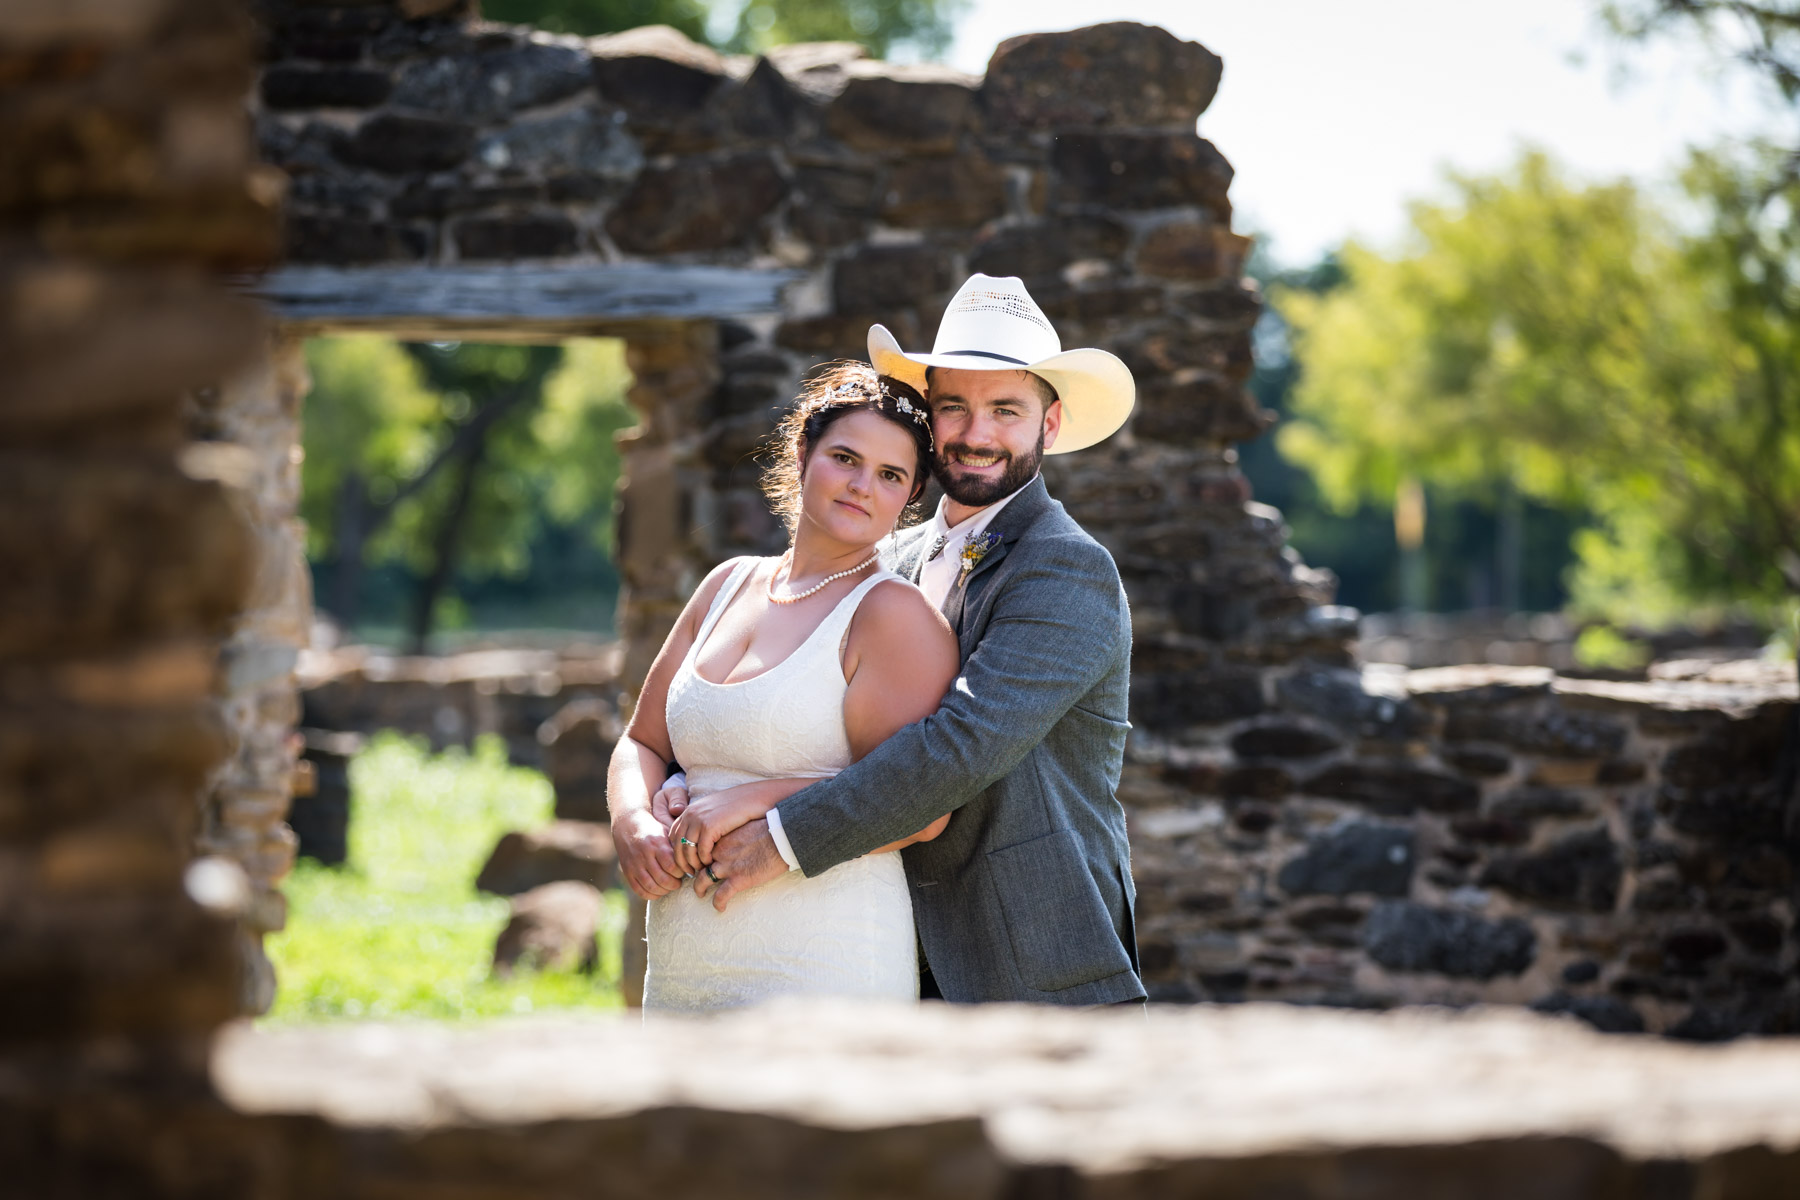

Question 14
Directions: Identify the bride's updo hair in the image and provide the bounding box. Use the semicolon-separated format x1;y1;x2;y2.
762;361;935;536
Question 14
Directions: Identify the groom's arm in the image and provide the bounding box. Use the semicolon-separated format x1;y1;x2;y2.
776;534;1128;876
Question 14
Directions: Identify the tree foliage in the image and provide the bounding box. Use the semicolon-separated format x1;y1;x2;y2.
477;0;963;59
724;0;962;59
1605;1;1800;110
1278;149;1800;626
301;337;636;647
478;0;711;40
1243;242;1584;616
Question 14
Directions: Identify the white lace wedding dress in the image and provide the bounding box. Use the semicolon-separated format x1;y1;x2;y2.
642;559;920;1014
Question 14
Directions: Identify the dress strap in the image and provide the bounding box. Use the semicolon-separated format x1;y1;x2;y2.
821;569;905;655
690;558;758;654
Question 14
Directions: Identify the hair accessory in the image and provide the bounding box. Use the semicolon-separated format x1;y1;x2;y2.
890;392;930;427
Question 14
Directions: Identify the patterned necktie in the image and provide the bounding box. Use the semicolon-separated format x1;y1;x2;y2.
926;533;949;562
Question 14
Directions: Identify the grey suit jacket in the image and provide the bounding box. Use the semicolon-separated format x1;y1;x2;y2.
776;476;1145;1005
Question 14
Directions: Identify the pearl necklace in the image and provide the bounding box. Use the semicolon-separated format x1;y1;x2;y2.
766;550;878;604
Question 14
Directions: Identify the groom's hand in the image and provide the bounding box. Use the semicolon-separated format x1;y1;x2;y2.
693;819;788;912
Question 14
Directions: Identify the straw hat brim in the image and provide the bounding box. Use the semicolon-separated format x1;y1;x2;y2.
868;324;1135;455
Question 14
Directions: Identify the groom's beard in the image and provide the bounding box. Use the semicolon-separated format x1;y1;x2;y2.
932;423;1046;508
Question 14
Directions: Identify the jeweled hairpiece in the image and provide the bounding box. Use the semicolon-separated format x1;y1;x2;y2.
889;391;930;426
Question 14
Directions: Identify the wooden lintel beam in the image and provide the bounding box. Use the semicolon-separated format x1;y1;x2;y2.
244;263;801;338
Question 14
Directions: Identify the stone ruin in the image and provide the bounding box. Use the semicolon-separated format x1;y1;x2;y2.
7;0;1800;1191
248;0;1800;1036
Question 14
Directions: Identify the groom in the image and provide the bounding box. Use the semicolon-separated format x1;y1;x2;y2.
698;273;1145;1005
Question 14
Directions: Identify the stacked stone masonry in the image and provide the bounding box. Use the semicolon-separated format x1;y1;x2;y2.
1;0;287;1085
1124;660;1799;1039
250;9;1283;701
252;3;1796;1037
9;0;1800;1191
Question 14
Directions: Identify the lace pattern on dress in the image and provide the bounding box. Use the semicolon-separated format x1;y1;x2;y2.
644;559;920;1014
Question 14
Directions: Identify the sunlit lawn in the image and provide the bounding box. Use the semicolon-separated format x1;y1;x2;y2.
262;733;627;1023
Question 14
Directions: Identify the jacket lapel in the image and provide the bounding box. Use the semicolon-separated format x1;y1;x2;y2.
943;475;1053;642
885;524;934;584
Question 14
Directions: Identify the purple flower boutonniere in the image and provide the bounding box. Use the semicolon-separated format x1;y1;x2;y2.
958;531;1003;588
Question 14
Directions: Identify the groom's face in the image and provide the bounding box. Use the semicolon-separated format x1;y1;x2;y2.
925;368;1063;509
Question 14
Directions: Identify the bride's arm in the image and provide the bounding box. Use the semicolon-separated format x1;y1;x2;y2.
674;581;958;872
608;559;745;900
670;776;812;876
841;580;960;852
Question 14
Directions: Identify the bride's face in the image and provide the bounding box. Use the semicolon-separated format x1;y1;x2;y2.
797;409;922;547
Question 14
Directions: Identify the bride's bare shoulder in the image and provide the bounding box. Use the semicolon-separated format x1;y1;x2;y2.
853;577;954;648
681;556;770;622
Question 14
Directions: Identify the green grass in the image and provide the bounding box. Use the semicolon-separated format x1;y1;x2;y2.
262;732;627;1023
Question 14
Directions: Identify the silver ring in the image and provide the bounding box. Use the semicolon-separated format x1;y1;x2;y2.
678;837;696;846
705;864;722;884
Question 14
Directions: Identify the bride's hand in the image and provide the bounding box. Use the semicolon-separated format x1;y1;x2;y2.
669;785;767;876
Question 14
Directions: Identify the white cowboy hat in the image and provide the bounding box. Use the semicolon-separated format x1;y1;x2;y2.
866;273;1135;454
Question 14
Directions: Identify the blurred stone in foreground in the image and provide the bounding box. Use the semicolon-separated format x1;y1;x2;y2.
203;1002;1800;1197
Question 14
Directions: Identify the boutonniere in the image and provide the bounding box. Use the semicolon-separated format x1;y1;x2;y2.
957;531;1003;588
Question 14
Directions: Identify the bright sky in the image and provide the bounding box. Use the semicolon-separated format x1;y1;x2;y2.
943;0;1778;265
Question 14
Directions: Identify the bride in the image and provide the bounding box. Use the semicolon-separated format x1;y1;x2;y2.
606;363;958;1012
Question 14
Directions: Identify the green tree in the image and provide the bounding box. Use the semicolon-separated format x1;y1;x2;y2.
725;0;964;59
300;335;445;630
1605;1;1800;110
391;342;567;652
1600;1;1800;842
480;0;964;59
301;337;636;650
478;0;711;40
531;339;637;543
1280;150;1799;630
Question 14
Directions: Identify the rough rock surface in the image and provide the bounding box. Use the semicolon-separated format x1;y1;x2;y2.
476;820;617;895
1127;658;1798;1035
983;22;1223;129
206;1002;1800;1196
492;880;603;976
300;643;621;769
539;697;623;821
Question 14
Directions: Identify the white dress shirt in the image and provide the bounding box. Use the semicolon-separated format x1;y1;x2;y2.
913;483;1029;610
766;479;1035;874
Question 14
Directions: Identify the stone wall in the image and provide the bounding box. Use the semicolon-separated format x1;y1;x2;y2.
247;5;1800;1033
9;0;1800;1192
1124;659;1798;1038
32;1001;1800;1198
188;335;314;1014
1356;609;1773;671
298;641;622;767
249;10;1300;700
2;0;284;1085
253;7;1334;1011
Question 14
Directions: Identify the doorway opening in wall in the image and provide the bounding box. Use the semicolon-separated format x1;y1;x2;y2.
264;333;638;1026
301;335;635;653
